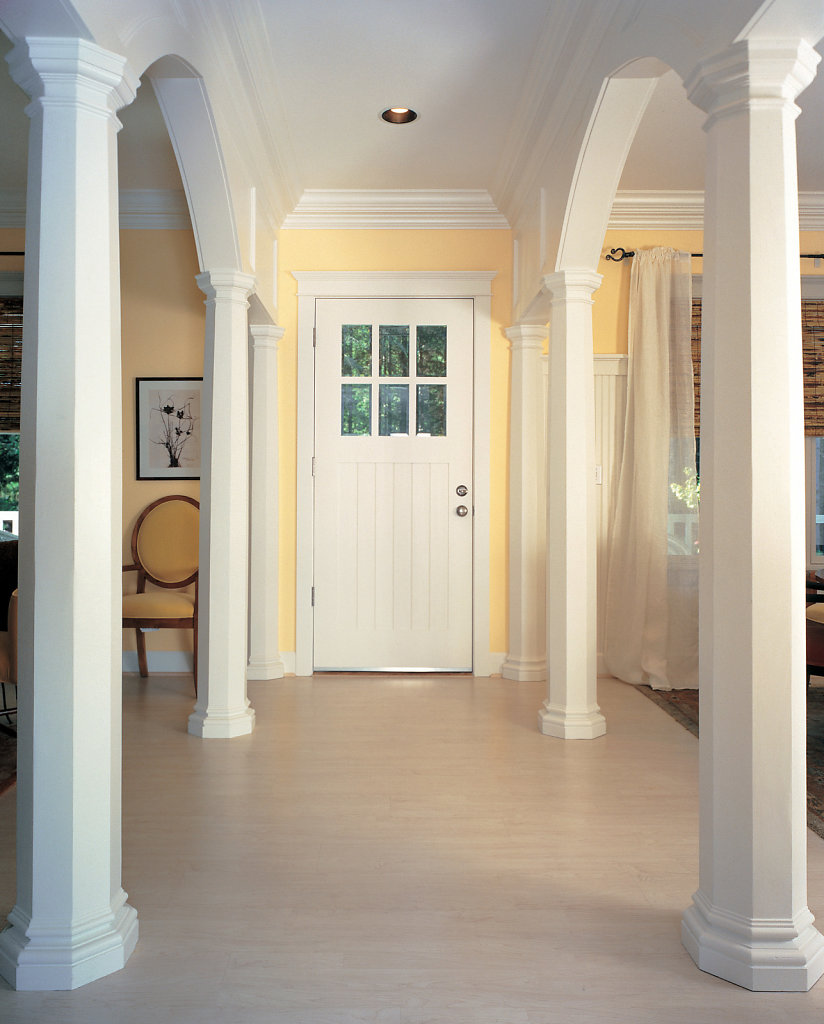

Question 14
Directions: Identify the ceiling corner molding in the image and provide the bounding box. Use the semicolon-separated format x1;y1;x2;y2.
609;190;704;230
610;190;824;232
119;189;191;229
282;190;510;230
0;190;26;229
800;193;824;232
0;188;192;230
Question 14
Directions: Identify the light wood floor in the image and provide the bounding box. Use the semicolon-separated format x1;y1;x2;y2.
2;673;824;1022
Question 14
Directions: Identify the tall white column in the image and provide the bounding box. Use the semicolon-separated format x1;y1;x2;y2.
0;39;139;990
503;323;547;681
539;271;606;740
681;40;824;991
189;270;257;739
247;322;285;680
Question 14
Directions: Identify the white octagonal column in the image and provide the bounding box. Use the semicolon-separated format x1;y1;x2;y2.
0;38;139;990
539;271;606;740
189;270;257;739
681;39;824;991
247;322;285;681
503;323;548;681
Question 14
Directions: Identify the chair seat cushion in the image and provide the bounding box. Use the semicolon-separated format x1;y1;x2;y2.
123;591;195;621
808;603;824;624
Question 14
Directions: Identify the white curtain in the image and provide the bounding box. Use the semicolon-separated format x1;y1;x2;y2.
604;247;698;690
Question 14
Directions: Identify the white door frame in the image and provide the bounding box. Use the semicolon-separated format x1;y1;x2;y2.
294;271;497;677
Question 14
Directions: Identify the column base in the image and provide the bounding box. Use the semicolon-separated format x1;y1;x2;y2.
538;700;606;739
247;657;285;681
682;890;824;992
0;889;138;991
188;703;256;739
502;655;546;681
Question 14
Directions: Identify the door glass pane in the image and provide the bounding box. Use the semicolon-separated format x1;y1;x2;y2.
341;384;371;435
379;383;409;436
416;384;446;436
379;325;409;377
342;324;372;377
416;325;447;377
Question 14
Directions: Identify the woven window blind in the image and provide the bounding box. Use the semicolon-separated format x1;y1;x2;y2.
689;299;824;437
0;298;22;433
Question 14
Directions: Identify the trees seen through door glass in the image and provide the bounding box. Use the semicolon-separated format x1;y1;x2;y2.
340;322;448;438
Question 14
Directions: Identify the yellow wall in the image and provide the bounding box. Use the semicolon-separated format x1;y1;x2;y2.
120;229;204;655
276;229;514;656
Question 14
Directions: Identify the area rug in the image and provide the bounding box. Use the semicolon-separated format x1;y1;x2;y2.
0;723;14;798
638;684;824;840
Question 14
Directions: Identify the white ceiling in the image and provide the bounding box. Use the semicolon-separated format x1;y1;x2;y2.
0;3;823;221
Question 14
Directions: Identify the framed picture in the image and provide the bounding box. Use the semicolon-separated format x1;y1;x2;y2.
135;377;203;480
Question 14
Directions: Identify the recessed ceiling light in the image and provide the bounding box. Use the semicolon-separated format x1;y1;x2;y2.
381;107;418;124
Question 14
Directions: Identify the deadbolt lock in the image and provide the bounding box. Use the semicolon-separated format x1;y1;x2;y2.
456;485;468;497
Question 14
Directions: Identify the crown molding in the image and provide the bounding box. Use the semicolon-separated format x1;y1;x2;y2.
0;188;191;230
609;190;824;231
609;190;704;229
119;189;191;229
282;190;509;230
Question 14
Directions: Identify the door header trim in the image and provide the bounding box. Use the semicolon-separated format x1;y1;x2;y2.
292;270;496;298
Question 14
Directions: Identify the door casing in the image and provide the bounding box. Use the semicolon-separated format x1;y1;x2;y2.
294;271;497;677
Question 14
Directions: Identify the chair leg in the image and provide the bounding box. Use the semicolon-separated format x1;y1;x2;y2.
136;628;148;678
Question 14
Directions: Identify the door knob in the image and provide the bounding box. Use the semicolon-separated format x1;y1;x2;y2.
456;485;468;496
456;505;469;517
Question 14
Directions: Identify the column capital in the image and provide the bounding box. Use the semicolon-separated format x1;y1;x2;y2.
196;270;256;303
542;270;602;304
249;323;285;350
505;323;547;351
685;39;819;128
7;38;139;116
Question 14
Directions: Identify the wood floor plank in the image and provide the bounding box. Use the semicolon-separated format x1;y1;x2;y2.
0;674;823;1022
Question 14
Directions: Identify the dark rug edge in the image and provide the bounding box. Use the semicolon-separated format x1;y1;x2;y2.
636;684;699;739
635;684;824;842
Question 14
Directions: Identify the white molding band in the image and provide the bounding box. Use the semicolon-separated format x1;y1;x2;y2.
123;650;193;674
2;186;823;233
282;189;510;230
118;189;191;229
609;189;824;231
0;187;191;230
293;270;496;677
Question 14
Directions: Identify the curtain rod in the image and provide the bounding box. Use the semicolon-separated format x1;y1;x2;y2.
605;247;824;262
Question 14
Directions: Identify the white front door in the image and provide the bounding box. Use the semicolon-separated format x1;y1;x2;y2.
313;297;474;671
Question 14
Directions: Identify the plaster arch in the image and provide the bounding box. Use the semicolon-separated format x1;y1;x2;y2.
145;57;241;274
554;60;670;276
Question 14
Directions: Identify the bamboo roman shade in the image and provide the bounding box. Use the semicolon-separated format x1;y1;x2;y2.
804;301;824;436
0;298;22;433
689;299;824;437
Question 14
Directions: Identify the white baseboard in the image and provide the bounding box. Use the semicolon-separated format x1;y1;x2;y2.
475;651;505;677
130;650;498;678
122;651;193;674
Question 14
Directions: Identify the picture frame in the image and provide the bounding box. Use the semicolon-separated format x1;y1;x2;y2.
135;377;203;480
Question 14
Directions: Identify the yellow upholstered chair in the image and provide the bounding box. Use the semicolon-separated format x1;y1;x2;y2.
122;495;199;693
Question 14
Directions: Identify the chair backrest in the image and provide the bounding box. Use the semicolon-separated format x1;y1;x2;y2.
132;495;199;589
